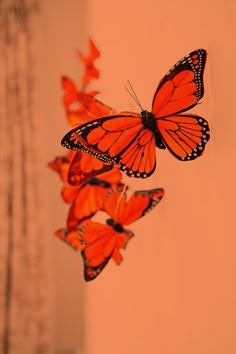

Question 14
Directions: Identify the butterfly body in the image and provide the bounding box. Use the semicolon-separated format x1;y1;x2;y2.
141;110;166;149
106;218;125;233
62;49;210;178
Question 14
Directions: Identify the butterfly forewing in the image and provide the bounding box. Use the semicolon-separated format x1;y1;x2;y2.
157;114;210;160
152;49;206;117
120;188;165;225
102;187;164;225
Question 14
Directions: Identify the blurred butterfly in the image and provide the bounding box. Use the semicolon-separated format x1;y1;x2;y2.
66;168;123;228
61;77;99;126
78;37;100;87
56;187;164;281
61;49;210;178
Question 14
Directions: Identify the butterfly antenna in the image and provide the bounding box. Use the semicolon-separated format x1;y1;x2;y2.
114;184;127;217
125;80;144;111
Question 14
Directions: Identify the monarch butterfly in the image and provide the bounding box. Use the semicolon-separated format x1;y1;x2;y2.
61;49;210;178
66;168;123;228
56;187;164;281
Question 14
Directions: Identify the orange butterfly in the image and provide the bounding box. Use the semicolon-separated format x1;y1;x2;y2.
56;187;164;281
67;168;123;228
78;37;100;87
61;49;210;178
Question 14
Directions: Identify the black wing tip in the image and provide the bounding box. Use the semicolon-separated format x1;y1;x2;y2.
134;188;165;196
82;251;111;282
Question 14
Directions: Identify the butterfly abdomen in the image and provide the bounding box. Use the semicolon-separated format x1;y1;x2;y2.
141;110;165;150
106;218;124;233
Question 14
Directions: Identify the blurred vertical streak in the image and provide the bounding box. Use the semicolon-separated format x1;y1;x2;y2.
39;0;89;352
0;0;51;353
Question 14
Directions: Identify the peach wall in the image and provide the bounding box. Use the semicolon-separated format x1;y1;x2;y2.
40;0;236;353
84;1;236;354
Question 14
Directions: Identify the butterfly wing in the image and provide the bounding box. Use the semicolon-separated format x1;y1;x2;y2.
78;38;100;87
48;151;75;182
82;251;111;281
152;49;210;160
103;188;164;225
79;93;117;117
62;76;79;107
55;228;83;250
61;113;157;178
157;114;210;160
68;151;114;186
54;225;110;281
78;221;130;281
152;49;206;117
78;37;100;65
67;169;123;228
61;185;79;204
64;93;113;127
97;167;123;185
67;183;106;228
121;188;165;225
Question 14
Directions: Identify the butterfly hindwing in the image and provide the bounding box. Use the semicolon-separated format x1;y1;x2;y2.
82;250;111;281
157;114;210;160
